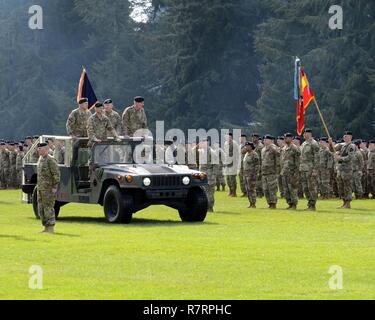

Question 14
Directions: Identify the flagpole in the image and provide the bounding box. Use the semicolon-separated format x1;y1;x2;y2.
313;97;331;139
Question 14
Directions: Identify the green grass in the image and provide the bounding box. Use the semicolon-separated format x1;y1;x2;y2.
0;189;374;300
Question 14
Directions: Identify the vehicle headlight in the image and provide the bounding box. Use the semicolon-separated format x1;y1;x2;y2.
143;177;151;187
182;176;190;185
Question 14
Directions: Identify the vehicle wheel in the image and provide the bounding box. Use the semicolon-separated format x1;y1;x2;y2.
32;187;61;220
179;187;208;222
103;185;134;224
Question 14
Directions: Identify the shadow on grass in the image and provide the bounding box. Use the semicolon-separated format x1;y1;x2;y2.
0;234;43;242
56;216;218;226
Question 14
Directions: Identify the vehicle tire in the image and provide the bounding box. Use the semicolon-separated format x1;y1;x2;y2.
32;186;61;220
179;187;208;222
103;185;134;224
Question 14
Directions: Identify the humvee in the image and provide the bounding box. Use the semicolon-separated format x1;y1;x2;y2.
22;136;209;223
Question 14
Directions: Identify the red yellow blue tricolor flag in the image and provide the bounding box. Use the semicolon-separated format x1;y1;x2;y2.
294;57;315;136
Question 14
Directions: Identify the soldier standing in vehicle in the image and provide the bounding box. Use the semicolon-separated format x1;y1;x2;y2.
281;133;301;210
122;96;148;137
104;99;123;135
87;102;120;147
36;142;60;233
66;97;92;138
243;142;260;208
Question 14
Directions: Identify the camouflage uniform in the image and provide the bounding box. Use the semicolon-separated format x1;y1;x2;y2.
37;154;60;227
87;113;119;146
15;151;24;188
105;109;123;136
53;144;65;164
214;148;226;191
318;146;334;198
122;106;148;137
277;145;285;198
261;144;280;206
9;149;17;188
199;147;216;210
243;150;260;206
66;108;92;137
280;143;301;207
360;148;369;197
352;149;364;199
239;143;247;195
224;140;240;196
0;148;10;189
367;149;375;197
254;141;264;197
300;139;320;208
331;142;356;203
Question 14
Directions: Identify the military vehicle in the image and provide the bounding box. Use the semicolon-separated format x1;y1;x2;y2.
22;136;209;223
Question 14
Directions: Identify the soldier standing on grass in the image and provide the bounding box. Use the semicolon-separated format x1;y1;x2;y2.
251;133;264;198
36;142;60;234
198;138;216;212
239;134;248;197
299;129;320;211
352;140;364;199
280;133;301;210
367;140;375;198
261;134;280;209
318;137;334;199
329;131;356;209
243;142;260;208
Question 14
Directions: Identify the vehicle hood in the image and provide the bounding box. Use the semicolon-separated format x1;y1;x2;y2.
100;164;199;176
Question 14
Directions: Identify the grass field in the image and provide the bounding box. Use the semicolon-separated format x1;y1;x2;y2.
0;189;374;300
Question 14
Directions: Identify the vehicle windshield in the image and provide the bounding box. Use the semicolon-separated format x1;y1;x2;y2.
93;142;154;165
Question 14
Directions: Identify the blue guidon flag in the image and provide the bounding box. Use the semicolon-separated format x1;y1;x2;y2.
77;67;97;108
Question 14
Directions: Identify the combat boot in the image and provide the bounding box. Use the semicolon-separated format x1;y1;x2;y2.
269;204;276;209
288;205;297;210
248;203;256;208
337;200;346;209
342;201;351;209
241;193;247;198
216;186;220;192
208;207;214;213
222;186;225;192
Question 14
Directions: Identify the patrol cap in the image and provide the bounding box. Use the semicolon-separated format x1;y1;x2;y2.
25;136;32;140
78;97;88;104
241;134;247;138
369;140;375;144
103;99;112;105
33;135;39;139
0;142;5;145
94;102;104;108
344;130;353;136
264;134;274;140
251;133;260;138
304;128;312;133
277;136;285;140
319;137;328;142
353;139;361;146
37;142;48;148
134;96;144;103
284;133;293;138
226;132;233;137
245;141;255;149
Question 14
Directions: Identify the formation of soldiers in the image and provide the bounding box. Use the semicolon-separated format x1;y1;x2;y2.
1;94;374;230
181;129;375;212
